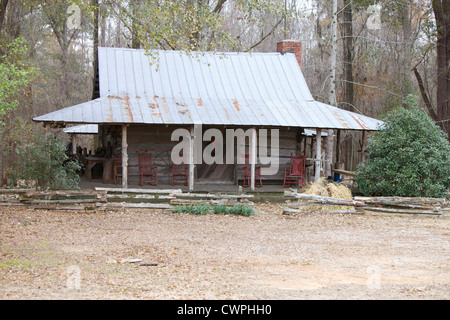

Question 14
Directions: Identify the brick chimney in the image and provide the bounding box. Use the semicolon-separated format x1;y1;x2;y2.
277;40;302;70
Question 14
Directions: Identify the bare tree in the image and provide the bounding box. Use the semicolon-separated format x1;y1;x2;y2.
432;0;450;137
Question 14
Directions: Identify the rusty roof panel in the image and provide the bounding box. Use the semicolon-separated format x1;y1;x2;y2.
34;47;382;130
34;96;382;130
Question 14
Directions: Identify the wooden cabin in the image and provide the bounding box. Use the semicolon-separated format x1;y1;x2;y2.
34;41;382;191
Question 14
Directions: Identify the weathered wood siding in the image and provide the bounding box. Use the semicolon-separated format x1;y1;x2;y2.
127;126;185;185
234;129;302;184
103;125;302;186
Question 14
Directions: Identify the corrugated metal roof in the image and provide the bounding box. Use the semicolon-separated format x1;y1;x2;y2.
34;47;382;130
63;124;98;134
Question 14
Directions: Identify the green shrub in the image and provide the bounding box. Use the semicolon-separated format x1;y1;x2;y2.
10;133;81;190
355;107;450;198
212;204;229;214
172;203;254;216
227;204;255;217
172;205;189;214
172;203;211;215
188;203;211;215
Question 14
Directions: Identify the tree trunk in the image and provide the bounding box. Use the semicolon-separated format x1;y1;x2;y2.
60;44;69;107
130;0;140;49
92;0;100;100
401;1;413;100
44;2;78;108
0;0;8;32
326;0;338;178
432;0;450;138
342;0;354;111
413;66;438;121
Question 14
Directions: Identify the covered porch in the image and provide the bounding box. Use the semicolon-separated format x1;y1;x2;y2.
69;123;366;194
34;46;382;193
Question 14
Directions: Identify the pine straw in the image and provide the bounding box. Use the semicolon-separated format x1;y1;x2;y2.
297;178;354;212
302;178;352;199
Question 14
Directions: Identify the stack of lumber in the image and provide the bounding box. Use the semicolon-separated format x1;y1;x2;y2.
353;196;448;215
0;189;29;206
0;188;254;211
284;190;448;216
0;189;106;210
94;187;180;210
169;192;254;207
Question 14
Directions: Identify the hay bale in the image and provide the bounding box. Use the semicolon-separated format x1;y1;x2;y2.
302;178;352;199
297;178;354;212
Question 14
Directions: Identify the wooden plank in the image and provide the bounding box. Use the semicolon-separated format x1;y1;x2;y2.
95;187;182;194
353;196;447;206
171;193;254;199
23;190;104;198
104;194;176;200
0;202;26;206
31;205;92;211
171;199;228;205
286;201;354;208
170;199;254;206
101;202;172;209
29;199;105;205
285;191;364;206
357;206;442;216
283;207;363;215
0;189;36;194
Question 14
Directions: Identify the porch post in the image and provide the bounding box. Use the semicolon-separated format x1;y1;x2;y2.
334;129;344;175
335;129;341;164
303;132;307;154
188;126;195;191
71;135;76;155
315;129;322;182
250;127;257;191
122;125;128;188
309;136;314;158
325;129;334;178
361;131;367;163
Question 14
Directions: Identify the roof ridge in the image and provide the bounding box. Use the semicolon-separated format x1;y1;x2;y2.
98;46;283;56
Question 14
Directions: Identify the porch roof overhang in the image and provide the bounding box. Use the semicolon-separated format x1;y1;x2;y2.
34;95;382;131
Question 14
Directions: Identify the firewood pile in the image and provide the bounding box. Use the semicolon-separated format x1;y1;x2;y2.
0;187;254;211
284;190;449;216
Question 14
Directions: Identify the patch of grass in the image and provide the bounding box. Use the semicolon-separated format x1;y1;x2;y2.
173;203;254;217
0;259;35;270
228;204;254;217
212;204;229;214
172;203;211;215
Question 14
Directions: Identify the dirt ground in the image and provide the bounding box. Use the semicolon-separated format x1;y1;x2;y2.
0;203;449;300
